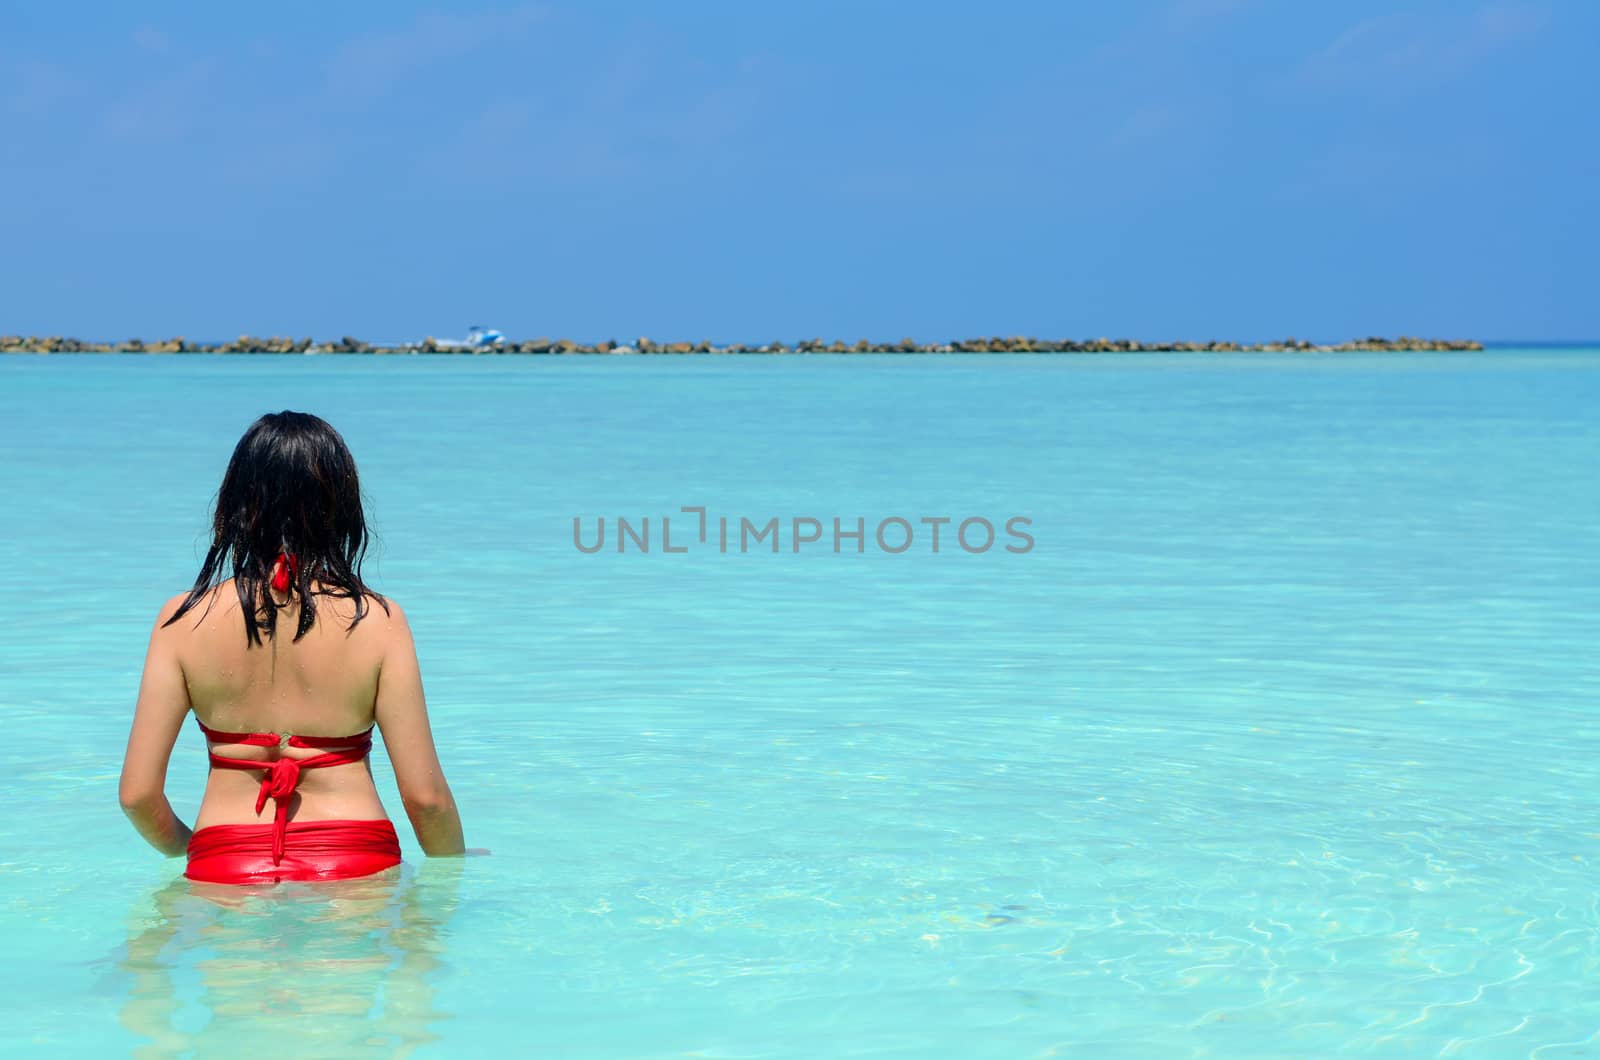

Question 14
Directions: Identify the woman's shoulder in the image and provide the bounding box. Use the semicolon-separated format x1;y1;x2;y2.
338;593;417;669
361;593;412;642
316;588;411;645
154;584;236;631
341;587;401;619
157;589;194;622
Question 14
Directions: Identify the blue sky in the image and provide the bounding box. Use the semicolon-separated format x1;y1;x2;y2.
2;1;1595;342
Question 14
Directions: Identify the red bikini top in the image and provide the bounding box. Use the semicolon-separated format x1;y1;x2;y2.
196;719;375;865
196;719;373;751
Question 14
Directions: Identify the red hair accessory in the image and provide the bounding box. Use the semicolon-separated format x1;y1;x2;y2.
270;552;300;594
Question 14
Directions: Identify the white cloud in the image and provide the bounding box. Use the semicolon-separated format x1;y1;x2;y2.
324;7;546;106
1299;3;1547;88
100;60;219;142
1165;0;1251;32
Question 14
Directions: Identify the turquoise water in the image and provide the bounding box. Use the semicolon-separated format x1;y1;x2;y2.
1;350;1597;1056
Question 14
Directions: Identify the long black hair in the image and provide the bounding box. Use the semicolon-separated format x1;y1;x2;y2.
165;411;386;645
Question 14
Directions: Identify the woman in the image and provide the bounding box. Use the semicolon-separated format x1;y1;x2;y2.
119;411;465;884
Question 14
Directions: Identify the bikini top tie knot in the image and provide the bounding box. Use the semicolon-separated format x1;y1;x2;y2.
195;719;375;865
270;552;299;594
257;758;302;813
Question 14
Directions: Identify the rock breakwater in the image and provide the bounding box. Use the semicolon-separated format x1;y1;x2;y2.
0;334;1485;355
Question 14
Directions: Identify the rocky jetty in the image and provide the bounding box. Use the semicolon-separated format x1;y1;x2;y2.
0;333;1485;355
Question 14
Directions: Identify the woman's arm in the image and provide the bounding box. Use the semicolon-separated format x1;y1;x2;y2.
374;601;466;856
119;595;195;857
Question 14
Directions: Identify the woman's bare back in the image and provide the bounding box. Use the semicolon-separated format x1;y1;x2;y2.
179;581;393;830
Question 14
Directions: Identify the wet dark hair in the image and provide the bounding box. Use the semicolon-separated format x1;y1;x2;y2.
165;410;386;645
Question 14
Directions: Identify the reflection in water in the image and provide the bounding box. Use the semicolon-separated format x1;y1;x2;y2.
116;862;461;1057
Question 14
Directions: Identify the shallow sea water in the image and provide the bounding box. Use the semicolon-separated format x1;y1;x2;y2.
0;349;1596;1057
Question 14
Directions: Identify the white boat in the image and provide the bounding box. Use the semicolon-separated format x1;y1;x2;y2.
467;325;505;348
432;325;506;350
